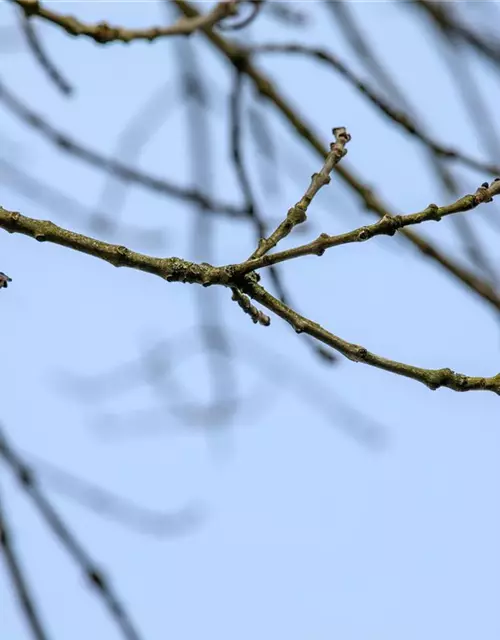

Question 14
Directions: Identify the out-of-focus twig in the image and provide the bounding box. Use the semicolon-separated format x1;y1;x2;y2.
0;424;143;640
172;0;500;318
90;80;181;238
217;0;263;31
413;0;500;68
247;43;500;178
20;13;73;95
0;80;249;220
25;454;205;537
167;4;241;439
0;489;49;640
0;158;167;249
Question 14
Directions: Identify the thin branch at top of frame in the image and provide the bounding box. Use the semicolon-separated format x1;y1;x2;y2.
9;0;239;44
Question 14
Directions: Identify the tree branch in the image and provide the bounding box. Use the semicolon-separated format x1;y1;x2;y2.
243;280;500;395
0;205;227;286
172;0;500;315
11;0;238;44
0;425;143;640
0;491;49;640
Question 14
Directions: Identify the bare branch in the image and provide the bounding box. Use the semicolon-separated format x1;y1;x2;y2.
232;180;500;291
249;126;351;260
247;43;500;178
0;491;49;640
243;281;500;395
0;425;143;640
0;80;248;220
20;12;73;95
172;0;500;315
0;205;226;286
3;174;500;394
10;0;238;44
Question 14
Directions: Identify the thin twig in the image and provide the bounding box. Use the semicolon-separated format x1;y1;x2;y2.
11;0;237;44
231;180;500;286
243;280;500;394
0;425;143;640
0;80;248;220
249;126;351;260
172;0;500;315
247;43;500;178
0;490;50;640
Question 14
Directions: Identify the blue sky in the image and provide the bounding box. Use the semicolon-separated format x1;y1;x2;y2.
1;2;499;639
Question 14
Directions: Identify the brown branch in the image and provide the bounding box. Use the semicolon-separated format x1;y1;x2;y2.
11;0;238;44
243;280;500;395
172;0;500;315
230;286;270;326
3;172;500;394
0;205;228;286
217;0;264;32
249;126;351;260
230;179;500;302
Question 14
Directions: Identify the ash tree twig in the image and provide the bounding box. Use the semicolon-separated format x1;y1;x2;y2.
231;179;500;285
10;0;238;44
3;175;500;393
230;286;270;326
249;126;351;260
241;279;500;394
228;69;294;331
172;0;500;318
